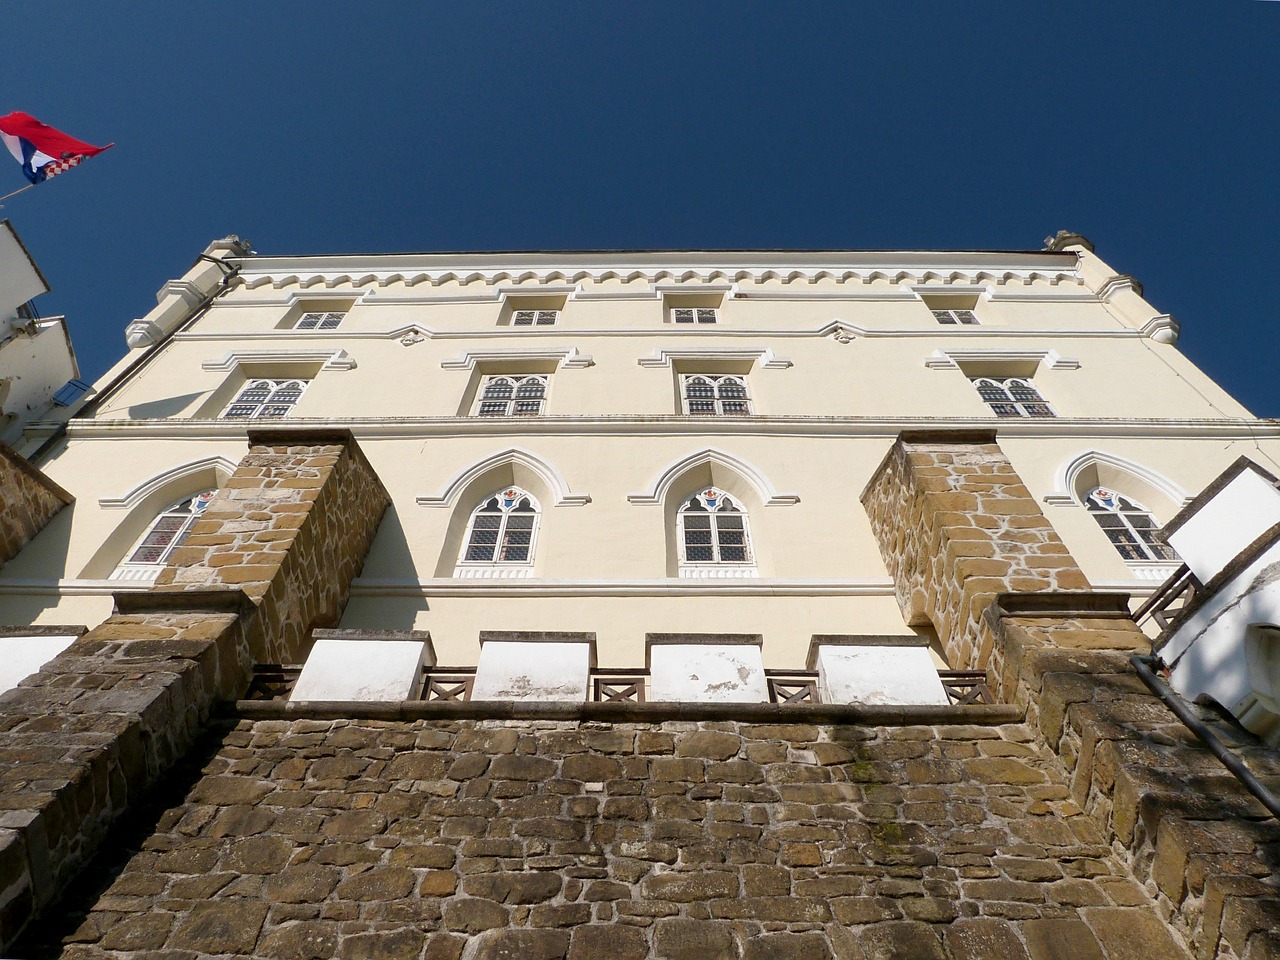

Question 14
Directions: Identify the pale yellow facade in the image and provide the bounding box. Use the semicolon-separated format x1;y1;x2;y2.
5;237;1277;671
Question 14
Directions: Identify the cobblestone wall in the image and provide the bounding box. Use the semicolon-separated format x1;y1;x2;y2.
0;431;389;950
26;717;1194;960
0;443;72;571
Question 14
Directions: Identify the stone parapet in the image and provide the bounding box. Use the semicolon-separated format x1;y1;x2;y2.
0;431;389;950
0;442;72;571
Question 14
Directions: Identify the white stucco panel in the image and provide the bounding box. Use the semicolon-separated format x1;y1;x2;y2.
649;644;769;703
1167;469;1280;584
816;644;949;706
471;640;591;701
0;635;79;694
291;639;430;702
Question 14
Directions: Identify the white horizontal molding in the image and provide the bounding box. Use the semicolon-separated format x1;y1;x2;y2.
637;347;792;369
924;348;1081;371
452;566;534;579
417;447;590;507
346;576;897;598
98;454;239;509
441;347;593;370
629;448;800;506
202;348;357;372
498;283;580;301
57;415;1279;443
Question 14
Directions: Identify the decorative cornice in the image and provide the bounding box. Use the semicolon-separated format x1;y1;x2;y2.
157;279;206;308
923;348;1081;370
439;347;593;370
1097;274;1144;300
636;348;792;369
98;455;240;509
1141;314;1179;345
201;348;357;372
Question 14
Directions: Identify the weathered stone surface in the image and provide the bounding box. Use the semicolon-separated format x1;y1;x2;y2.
442;897;510;933
654;918;739;960
944;919;1030;960
171;901;267;952
472;929;571;960
1023;919;1106;960
568;925;647;960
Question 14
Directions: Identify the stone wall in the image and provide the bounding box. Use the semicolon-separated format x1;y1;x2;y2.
0;442;72;571
24;716;1193;960
0;431;390;950
862;432;1280;960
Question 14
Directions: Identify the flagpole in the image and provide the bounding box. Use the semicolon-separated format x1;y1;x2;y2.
0;183;37;206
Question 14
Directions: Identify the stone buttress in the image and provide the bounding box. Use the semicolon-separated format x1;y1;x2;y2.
0;429;389;949
862;430;1280;960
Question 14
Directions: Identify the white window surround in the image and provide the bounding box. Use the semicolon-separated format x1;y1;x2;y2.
98;456;238;509
1042;451;1190;508
924;348;1080;370
931;308;979;326
511;309;558;326
637;348;792;369
971;377;1055;418
627;448;800;506
417;449;590;508
454;487;540;578
440;347;593;370
294;311;345;330
201;349;357;372
671;307;718;325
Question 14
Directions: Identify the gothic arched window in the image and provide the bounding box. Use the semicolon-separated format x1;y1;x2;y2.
222;379;308;419
458;488;540;567
112;490;217;580
681;375;751;416
1084;487;1176;562
678;487;753;566
476;375;548;417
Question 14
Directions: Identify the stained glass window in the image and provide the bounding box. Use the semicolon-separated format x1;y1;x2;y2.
678;487;753;565
1085;487;1177;562
459;488;539;565
125;490;217;565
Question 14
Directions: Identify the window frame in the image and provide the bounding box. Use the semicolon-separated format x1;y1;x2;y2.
293;311;346;331
970;376;1054;418
1083;486;1177;562
473;374;549;417
680;374;752;416
677;487;755;568
931;308;978;326
221;378;310;419
511;309;559;327
456;487;541;571
672;307;718;325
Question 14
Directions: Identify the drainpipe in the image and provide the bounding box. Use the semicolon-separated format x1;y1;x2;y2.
1130;654;1280;820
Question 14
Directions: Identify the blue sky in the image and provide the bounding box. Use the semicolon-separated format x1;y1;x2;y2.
5;3;1278;415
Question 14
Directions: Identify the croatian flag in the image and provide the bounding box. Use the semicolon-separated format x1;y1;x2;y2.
0;112;113;185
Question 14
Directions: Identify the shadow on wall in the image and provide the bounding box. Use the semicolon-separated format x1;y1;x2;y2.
125;393;209;420
340;504;425;631
0;504;75;626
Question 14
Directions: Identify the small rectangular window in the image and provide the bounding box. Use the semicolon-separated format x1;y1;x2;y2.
512;310;558;326
931;309;978;326
295;312;345;330
681;374;751;416
673;308;718;324
474;375;548;417
970;377;1054;418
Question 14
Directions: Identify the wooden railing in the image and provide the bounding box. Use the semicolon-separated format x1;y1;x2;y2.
1132;562;1199;633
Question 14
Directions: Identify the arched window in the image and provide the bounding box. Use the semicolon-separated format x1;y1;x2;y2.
1084;487;1176;561
970;377;1054;418
681;375;751;416
458;488;540;568
111;490;217;580
476;375;547;417
678;487;753;566
222;379;308;419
